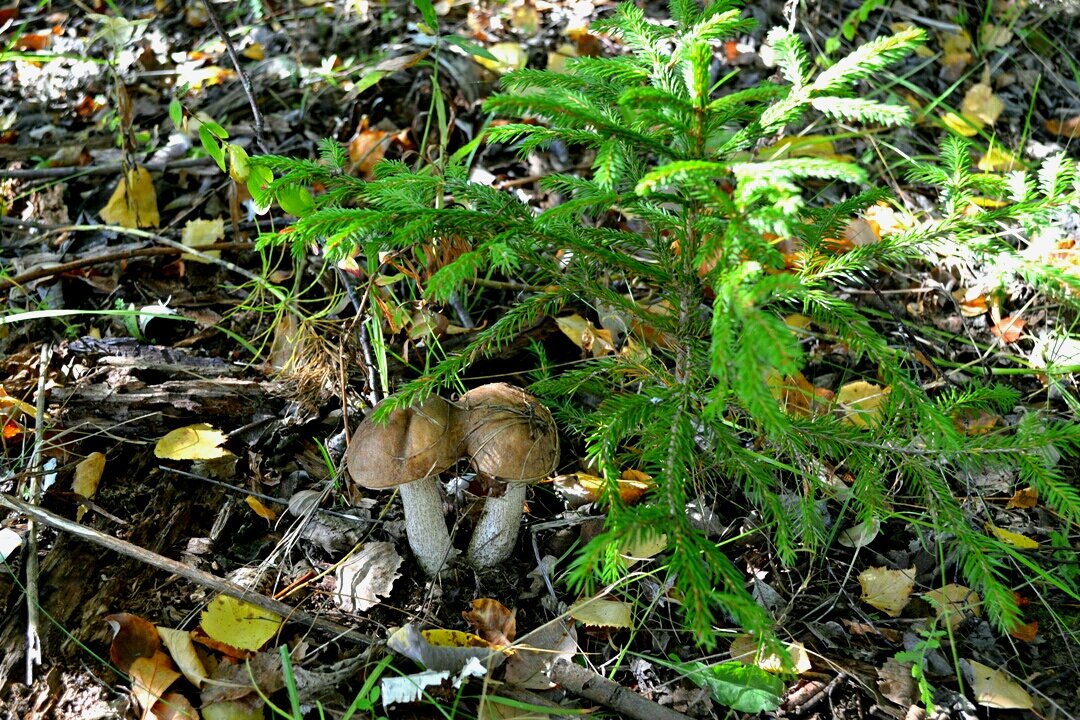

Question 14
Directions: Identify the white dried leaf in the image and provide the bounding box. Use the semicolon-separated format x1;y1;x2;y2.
333;542;402;612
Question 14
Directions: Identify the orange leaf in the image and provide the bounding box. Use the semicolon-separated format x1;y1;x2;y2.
245;495;277;521
991;315;1025;343
462;598;517;648
106;613;165;673
1006;486;1038;509
129;656;181;720
1046;116;1080;138
1009;620;1039;642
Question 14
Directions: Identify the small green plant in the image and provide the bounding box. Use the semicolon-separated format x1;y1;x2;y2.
251;0;1080;646
894;626;947;711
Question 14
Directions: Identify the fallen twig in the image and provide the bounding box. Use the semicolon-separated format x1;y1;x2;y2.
0;493;373;647
548;659;694;720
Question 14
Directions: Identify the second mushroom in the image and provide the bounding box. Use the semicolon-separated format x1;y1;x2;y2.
345;383;559;575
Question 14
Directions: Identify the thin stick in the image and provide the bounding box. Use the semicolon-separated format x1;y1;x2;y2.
0;241;252;292
24;343;52;684
0;157;214;181
200;0;267;153
548;659;695;720
0;493;373;647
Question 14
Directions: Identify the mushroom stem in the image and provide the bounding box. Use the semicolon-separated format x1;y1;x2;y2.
398;476;454;576
466;481;528;568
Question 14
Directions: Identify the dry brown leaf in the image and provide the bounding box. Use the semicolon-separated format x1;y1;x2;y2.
1009;620;1039;642
1006;486;1038;509
157;627;209;689
130;656;182;720
991;315;1025;343
463;598;517;648
348;118;393;178
1046;115;1080;138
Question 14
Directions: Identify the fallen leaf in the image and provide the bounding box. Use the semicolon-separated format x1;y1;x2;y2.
568;597;633;629
952;287;989;317
504;619;577;689
858;566;915;617
130;656;182;720
0;528;21;561
555;314;618;356
877;658;918;706
157;627;209;689
463;598;517;648
965;659;1034;710
348;117;393;177
181;218;225;261
200;595;282;652
729;635;811;674
986;524;1039;549
152;691;198;720
1006;486;1038;509
675;658;785;713
942;111;982;137
951;407;1000;435
844;217;880;246
388;623;504;672
73;452;106;522
105;613;165;673
991;315;1025;343
923;584;981;630
836;381;889;428
100;166;160;228
155;424;233;460
474;42;527;74
978;146;1020;172
200;701;265;720
244;496;277;522
837;517;880;548
979;23;1013;49
332;542;402;613
0;386;38;417
1009;620;1039;642
961;83;1005;126
1046;115;1080;138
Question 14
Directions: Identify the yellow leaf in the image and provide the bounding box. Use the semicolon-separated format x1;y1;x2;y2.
73;452;105;500
245;495;277;521
961;83;1005;126
0;385;38;417
1006;486;1038;509
73;451;106;522
941;111;983;137
967;659;1034;709
569;597;633;628
924;584;981;630
986;524;1039;549
423;628;490;648
619;531;667;561
978;145;1020;172
157;627;209;689
474;42;527;74
547;43;577;73
199;595;282;652
858;566;915;617
155;423;233;460
180;218;225;261
241;42;264;61
201;701;265;720
836;381;889;428
100;166;160;228
729;635;811;674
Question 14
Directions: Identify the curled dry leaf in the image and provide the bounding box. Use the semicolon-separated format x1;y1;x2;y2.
462;598;517;648
991;315;1025;343
333;542;403;613
1006;486;1038;509
858;566;916;617
388;623;506;672
504;619;578;690
157;627;209;689
1046;115;1080;138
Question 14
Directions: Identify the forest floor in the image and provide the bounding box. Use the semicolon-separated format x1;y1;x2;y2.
1;0;1080;718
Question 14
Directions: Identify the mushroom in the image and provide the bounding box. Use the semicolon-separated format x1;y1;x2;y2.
346;395;462;576
459;383;559;568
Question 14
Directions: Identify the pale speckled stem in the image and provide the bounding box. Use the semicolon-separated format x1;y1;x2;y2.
398;477;454;576
466;482;527;568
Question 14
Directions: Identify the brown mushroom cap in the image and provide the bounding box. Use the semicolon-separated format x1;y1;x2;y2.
459;383;559;481
346;395;462;489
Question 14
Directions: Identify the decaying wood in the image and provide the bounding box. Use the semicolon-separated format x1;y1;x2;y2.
52;376;283;437
548;659;695;720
